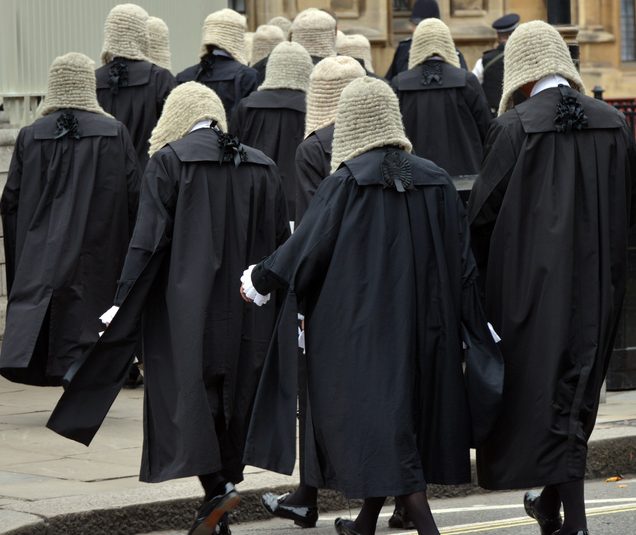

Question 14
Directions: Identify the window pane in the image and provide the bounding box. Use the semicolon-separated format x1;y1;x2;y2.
621;0;636;61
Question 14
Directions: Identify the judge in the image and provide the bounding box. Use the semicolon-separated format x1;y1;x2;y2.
295;56;366;223
146;15;172;71
47;82;290;535
241;77;502;535
96;3;176;169
468;21;636;535
258;55;366;528
176;9;258;118
392;18;491;178
0;52;139;386
250;24;286;85
291;8;337;65
336;33;376;75
385;0;467;81
231;41;313;220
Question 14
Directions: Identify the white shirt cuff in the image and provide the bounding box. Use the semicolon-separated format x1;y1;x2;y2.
241;265;271;306
100;306;120;326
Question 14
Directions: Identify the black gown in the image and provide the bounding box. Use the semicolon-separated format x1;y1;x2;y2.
0;110;140;386
177;54;259;119
244;148;503;498
294;124;333;223
96;58;176;169
468;86;636;490
47;128;290;484
393;60;491;177
231;89;306;219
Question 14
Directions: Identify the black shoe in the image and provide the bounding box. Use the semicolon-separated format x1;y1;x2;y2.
552;531;589;535
189;483;240;535
334;518;360;535
388;504;415;529
123;363;143;389
261;492;318;528
524;491;563;535
215;513;231;535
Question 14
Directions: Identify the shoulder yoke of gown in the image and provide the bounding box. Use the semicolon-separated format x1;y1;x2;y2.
313;124;335;154
31;109;120;139
395;60;468;91
514;86;626;134
340;148;452;188
243;89;306;113
165;127;274;166
96;59;154;89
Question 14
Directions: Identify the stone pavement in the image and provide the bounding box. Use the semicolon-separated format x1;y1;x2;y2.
0;377;635;535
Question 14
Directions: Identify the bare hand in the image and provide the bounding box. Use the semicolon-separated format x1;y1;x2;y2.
240;284;253;303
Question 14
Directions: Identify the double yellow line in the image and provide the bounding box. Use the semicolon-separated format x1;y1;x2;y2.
390;503;636;535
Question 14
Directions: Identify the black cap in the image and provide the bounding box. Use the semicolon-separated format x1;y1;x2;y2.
410;0;440;24
492;13;520;33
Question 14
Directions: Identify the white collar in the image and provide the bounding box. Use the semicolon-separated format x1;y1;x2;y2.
531;74;570;97
190;120;213;133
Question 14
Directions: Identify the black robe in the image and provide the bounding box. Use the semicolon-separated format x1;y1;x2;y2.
243;148;503;498
468;87;636;490
294;124;333;223
0;110;140;386
47;128;290;483
393;60;491;177
231;89;306;219
252;56;268;86
176;54;259;119
96;59;176;169
385;38;468;81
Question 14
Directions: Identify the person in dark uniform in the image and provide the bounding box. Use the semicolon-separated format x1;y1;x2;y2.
0;52;140;388
250;24;285;85
231;41;314;220
47;82;290;535
392;18;491;178
472;13;520;116
176;9;258;118
469;21;636;535
96;3;176;170
385;0;467;82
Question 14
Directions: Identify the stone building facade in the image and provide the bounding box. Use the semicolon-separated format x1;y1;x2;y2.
245;0;636;98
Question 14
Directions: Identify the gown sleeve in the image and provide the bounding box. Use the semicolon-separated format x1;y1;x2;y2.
0;129;25;294
251;174;349;296
294;138;326;223
120;126;141;233
467;119;519;277
113;151;178;305
457;195;504;447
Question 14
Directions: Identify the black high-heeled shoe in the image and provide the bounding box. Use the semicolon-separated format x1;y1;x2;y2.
261;492;319;528
524;491;563;535
334;517;361;535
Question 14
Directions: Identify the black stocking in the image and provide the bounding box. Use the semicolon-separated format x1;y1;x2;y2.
199;472;227;501
353;496;386;535
281;484;318;507
557;479;587;534
401;491;440;535
538;484;562;518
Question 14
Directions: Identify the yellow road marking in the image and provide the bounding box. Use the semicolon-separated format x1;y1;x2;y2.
389;503;636;535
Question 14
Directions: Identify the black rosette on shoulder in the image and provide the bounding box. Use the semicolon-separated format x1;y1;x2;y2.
421;62;443;86
217;132;248;167
554;85;588;133
108;59;129;95
382;150;413;193
54;111;80;140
